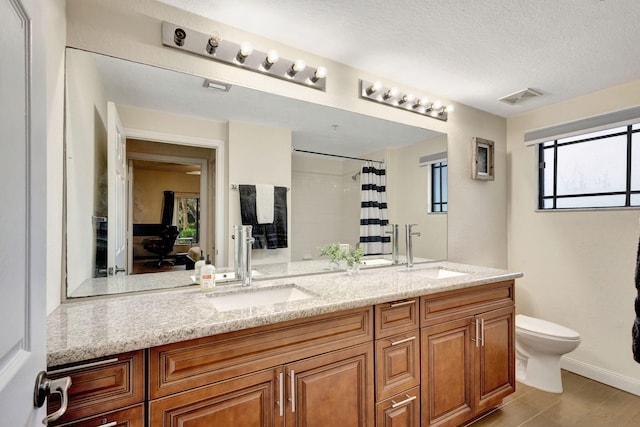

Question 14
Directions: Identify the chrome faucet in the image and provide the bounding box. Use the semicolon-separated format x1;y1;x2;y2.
405;224;421;268
386;224;400;264
233;225;255;286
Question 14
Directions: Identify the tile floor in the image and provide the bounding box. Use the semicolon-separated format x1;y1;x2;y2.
466;370;640;427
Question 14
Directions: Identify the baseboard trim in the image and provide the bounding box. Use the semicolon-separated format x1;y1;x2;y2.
561;356;640;396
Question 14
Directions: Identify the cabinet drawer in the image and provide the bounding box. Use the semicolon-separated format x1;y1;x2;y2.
55;404;144;427
421;281;514;327
150;307;372;398
375;299;419;338
375;331;420;401
375;386;420;427
149;368;281;427
47;350;145;424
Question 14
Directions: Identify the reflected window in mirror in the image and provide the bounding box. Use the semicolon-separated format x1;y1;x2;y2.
175;192;200;244
431;161;448;213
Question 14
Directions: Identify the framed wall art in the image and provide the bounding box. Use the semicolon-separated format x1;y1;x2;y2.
472;137;495;180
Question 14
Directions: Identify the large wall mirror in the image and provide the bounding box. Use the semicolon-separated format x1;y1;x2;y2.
65;48;447;299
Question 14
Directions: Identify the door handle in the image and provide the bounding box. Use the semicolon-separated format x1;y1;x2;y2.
289;370;295;413
34;371;72;425
472;320;480;347
278;371;284;417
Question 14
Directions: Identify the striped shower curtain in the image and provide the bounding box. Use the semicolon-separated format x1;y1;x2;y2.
359;161;391;255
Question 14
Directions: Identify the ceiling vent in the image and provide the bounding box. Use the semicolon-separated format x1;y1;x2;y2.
498;88;543;105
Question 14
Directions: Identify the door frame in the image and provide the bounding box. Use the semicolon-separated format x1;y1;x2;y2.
127;152;209;271
124;128;225;267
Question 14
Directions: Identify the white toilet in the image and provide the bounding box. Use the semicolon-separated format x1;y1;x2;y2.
515;314;581;393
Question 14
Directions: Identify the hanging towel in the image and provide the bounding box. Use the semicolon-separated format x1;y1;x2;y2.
633;234;640;363
264;186;288;249
256;184;275;224
238;185;265;249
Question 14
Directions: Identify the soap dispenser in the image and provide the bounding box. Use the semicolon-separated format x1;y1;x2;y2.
194;250;205;284
200;255;216;293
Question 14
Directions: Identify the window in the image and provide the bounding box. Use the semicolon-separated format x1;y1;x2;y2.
538;124;640;209
431;161;448;212
174;193;200;242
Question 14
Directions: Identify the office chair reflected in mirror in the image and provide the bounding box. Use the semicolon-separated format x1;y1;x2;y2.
143;190;179;267
144;224;180;267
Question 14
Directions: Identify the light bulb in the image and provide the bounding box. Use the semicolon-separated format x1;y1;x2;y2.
366;81;382;95
399;94;414;105
266;50;279;64
236;41;253;63
432;101;442;110
263;49;279;70
206;32;220;54
293;59;306;72
310;66;327;83
446;104;454;112
383;87;398;99
288;59;306;77
240;41;253;56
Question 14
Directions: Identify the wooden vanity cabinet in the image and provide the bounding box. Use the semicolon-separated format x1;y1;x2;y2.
420;281;515;427
148;307;375;426
374;299;421;427
47;350;145;426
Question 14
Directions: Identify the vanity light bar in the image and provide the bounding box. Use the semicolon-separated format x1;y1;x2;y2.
161;22;327;91
358;79;451;122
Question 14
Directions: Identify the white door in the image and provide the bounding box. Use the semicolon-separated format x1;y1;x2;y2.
0;0;48;425
107;102;128;274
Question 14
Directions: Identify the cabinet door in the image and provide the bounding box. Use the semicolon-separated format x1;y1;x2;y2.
375;387;420;427
285;343;374;427
474;306;515;414
149;368;284;427
421;317;474;427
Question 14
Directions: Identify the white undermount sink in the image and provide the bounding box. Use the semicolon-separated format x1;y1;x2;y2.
207;285;316;312
409;267;468;279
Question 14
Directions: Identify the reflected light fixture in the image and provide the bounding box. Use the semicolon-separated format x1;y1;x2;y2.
161;22;327;91
359;79;452;121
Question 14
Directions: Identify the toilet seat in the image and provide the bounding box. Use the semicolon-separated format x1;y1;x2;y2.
516;314;580;340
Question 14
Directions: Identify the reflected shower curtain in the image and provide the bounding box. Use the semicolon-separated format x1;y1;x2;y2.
359;161;391;255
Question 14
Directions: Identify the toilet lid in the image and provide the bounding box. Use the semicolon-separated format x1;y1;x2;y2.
516;314;580;340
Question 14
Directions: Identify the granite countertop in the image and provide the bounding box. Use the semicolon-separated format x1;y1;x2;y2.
47;261;522;367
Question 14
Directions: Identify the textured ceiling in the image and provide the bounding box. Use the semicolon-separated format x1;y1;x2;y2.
157;0;640;117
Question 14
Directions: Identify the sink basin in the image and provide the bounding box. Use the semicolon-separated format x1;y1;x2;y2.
208;285;316;312
407;267;468;279
361;258;393;266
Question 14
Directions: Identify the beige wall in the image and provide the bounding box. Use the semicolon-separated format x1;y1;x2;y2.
387;135;448;260
132;169;200;223
46;0;67;314
64;48;108;297
291;154;361;260
507;79;640;395
228;121;292;265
